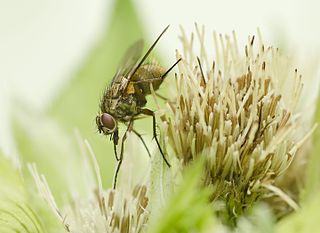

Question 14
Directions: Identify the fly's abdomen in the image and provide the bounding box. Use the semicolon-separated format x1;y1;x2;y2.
132;64;166;95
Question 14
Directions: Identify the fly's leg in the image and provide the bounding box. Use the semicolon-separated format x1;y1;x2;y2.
130;77;162;84
132;129;151;158
130;58;182;85
141;108;171;167
196;56;207;85
113;120;133;189
112;130;119;161
155;93;168;101
114;143;119;161
160;58;182;79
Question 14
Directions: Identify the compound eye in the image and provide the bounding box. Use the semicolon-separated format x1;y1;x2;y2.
100;113;116;131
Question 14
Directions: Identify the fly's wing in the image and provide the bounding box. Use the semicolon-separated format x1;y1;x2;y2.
113;40;144;83
126;25;170;82
111;25;169;91
106;40;143;104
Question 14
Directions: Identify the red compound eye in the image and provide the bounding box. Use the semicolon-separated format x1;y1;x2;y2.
100;113;115;130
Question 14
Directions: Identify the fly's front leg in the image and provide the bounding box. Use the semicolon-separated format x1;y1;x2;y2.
113;120;133;189
141;108;171;167
112;130;119;161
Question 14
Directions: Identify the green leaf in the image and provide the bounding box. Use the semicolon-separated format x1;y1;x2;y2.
300;95;320;204
147;160;216;233
276;194;320;233
0;152;63;233
236;203;275;233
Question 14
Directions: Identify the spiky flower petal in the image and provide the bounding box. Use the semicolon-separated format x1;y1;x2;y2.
161;26;312;223
29;139;149;233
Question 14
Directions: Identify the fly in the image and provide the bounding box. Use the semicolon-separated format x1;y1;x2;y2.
96;25;181;189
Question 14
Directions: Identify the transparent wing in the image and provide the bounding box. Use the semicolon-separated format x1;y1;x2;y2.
116;40;144;78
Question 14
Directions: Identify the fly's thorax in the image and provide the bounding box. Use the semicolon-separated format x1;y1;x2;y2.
100;76;128;114
103;94;146;121
108;75;129;98
132;64;166;95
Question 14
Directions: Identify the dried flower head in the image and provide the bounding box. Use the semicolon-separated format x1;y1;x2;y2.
161;25;313;222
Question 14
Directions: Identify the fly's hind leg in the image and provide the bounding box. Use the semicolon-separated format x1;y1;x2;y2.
130;58;182;85
155;93;168;101
141;108;171;167
113;120;133;189
132;129;152;158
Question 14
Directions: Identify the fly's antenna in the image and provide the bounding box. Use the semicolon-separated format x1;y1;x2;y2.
128;25;170;79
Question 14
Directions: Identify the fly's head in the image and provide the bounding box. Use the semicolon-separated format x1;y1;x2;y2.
96;113;117;135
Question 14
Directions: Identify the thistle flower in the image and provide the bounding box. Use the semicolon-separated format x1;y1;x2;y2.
29;137;149;233
161;25;314;223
